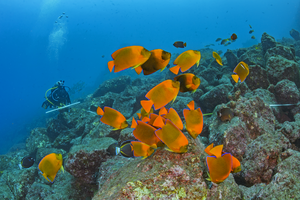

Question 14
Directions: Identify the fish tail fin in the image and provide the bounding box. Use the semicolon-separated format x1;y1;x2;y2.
141;117;150;123
184;42;186;47
153;115;165;128
131;117;137;128
187;100;195;110
108;61;114;72
141;100;153;113
169;65;180;75
158;107;167;116
231;74;239;83
97;107;104;115
133;66;143;75
115;147;120;155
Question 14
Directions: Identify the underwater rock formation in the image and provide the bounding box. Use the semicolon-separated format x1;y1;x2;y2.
261;32;277;53
290;29;300;41
92;75;131;98
2;32;300;199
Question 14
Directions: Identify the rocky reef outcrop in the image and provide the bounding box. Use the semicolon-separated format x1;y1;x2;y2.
1;32;300;199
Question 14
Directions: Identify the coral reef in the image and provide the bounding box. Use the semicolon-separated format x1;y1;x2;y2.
2;32;300;199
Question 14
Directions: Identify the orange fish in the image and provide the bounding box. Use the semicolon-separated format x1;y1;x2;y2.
183;100;203;139
173;41;186;48
38;153;64;183
206;144;232;183
134;49;171;75
141;80;180;113
212;51;223;66
161;107;183;130
170;50;201;75
131;141;155;159
97;107;128;130
231;33;237;41
231;61;249;83
133;120;163;148
155;119;188;153
205;143;241;173
137;107;153;121
107;46;151;73
174;73;201;93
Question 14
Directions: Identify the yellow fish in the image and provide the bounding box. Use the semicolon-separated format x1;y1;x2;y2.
213;51;223;66
183;100;203;139
155;119;188;153
161;107;183;130
141;80;180;113
206;145;232;183
205;143;241;174
231;61;249;83
38;153;64;183
133;120;163;148
131;141;155;159
170;50;201;75
134;49;171;75
108;46;151;73
97;107;129;130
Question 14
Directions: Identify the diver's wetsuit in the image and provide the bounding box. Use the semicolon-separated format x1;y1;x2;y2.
42;85;71;109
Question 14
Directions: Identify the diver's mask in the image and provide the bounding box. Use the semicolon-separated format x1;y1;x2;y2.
55;80;65;87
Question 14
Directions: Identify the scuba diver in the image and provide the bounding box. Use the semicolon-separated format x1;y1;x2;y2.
42;80;71;109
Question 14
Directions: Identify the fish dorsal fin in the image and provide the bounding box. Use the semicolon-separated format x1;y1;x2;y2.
107;61;114;72
159;107;168;116
231;74;239;83
140;100;153;113
187;100;195;110
137;113;142;119
153;115;165;128
209;145;223;158
97;107;104;115
169;66;180;75
205;143;214;156
131;117;137;128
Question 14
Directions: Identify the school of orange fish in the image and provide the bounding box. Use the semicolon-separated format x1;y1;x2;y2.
96;45;249;184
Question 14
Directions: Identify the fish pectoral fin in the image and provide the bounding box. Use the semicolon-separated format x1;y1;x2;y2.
185;84;192;89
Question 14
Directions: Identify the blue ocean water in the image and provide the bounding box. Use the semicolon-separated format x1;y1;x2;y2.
0;0;299;154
